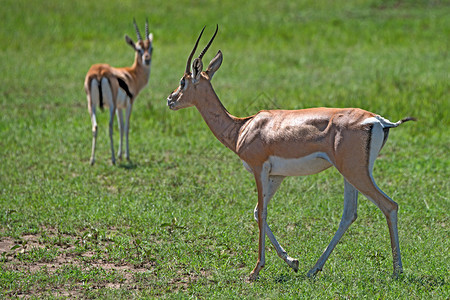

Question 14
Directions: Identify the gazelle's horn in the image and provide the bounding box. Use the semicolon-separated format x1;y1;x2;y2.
133;18;142;41
185;26;205;74
145;18;149;40
199;24;218;60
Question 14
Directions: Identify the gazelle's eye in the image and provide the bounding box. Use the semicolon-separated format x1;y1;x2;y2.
180;78;185;87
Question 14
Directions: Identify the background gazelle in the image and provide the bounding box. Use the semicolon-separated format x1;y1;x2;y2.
84;19;153;165
167;26;415;280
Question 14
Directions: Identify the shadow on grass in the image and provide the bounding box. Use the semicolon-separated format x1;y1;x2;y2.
403;274;447;289
274;273;310;284
118;160;138;170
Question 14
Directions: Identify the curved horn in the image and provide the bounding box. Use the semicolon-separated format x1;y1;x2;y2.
133;18;142;41
198;24;218;60
185;26;206;74
145;18;149;40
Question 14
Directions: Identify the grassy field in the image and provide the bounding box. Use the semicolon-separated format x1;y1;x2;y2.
0;0;449;298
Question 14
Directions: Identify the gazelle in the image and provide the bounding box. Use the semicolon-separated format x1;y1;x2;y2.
167;26;414;280
84;19;153;165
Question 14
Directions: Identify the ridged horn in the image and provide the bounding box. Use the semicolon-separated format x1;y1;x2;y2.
133;18;142;41
198;24;218;60
145;18;149;40
185;26;205;74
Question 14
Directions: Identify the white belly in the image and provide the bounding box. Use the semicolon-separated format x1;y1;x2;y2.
269;152;332;176
116;88;130;109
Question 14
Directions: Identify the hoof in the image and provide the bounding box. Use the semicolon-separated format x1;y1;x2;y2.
286;258;299;272
248;272;259;282
90;158;95;166
393;268;404;279
306;267;321;278
291;259;299;272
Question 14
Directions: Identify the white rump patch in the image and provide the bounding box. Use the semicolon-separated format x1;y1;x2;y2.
361;115;397;128
367;123;385;175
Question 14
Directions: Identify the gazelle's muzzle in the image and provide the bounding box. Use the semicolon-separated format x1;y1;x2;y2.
143;53;151;66
167;93;177;110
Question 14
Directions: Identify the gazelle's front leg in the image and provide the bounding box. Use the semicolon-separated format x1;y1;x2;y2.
307;178;358;277
249;163;298;280
108;107;116;165
124;102;133;161
253;176;299;273
249;164;268;280
117;108;124;160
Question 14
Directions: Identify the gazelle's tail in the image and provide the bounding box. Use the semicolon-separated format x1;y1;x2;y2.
378;116;417;128
391;117;417;128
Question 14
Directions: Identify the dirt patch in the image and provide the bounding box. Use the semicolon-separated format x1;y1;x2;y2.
0;229;162;297
0;237;15;253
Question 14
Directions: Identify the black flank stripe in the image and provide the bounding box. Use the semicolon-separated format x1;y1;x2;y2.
366;125;373;166
118;78;134;99
382;128;390;149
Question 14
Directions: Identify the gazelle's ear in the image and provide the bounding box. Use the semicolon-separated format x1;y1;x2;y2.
205;50;223;80
125;35;136;50
148;33;153;43
192;58;203;83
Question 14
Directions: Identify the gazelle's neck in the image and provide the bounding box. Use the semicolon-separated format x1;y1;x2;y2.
194;85;247;154
125;56;151;93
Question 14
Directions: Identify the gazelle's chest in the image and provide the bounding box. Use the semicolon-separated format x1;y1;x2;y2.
242;152;332;177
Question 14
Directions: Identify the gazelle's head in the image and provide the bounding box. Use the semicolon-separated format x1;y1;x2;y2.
167;25;223;110
125;18;153;67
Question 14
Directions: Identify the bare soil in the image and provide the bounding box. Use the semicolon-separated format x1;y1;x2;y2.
0;228;205;297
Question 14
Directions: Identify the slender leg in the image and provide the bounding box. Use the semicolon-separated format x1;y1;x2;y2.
117;108;124;160
124;101;133;161
253;175;299;272
335;123;403;277
352;177;403;277
88;80;99;166
307;178;358;277
249;164;268;281
108;107;116;165
90;112;98;166
101;78;115;165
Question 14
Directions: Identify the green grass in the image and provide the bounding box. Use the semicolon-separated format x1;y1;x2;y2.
0;0;449;298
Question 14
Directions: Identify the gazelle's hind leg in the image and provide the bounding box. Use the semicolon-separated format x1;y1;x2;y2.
307;179;358;277
335;123;403;277
101;78;116;165
88;79;99;165
344;172;403;277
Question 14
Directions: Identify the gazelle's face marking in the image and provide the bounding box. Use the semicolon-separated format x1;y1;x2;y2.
167;25;221;111
167;75;198;110
135;38;153;67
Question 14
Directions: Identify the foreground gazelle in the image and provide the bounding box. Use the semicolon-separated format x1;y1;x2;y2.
167;26;414;280
84;19;153;165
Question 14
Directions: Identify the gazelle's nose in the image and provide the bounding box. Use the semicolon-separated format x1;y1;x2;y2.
167;95;174;108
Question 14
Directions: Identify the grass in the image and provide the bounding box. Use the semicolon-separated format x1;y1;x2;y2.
0;0;449;298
